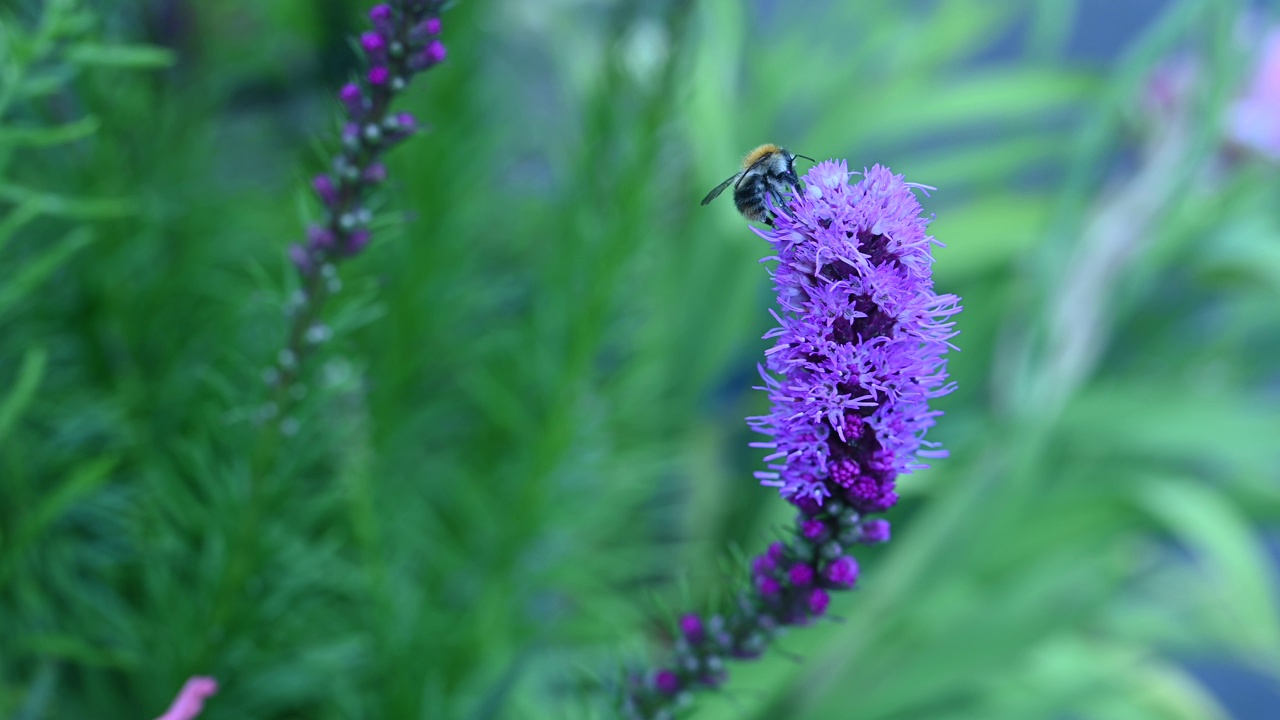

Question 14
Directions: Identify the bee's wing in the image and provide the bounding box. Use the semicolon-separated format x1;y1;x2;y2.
701;172;743;205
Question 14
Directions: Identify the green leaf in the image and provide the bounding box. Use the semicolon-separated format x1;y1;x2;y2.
1137;478;1280;664
0;199;40;252
1197;214;1280;295
65;42;175;69
904;0;1020;69
457;366;538;439
1027;0;1078;60
1100;660;1231;720
997;638;1230;720
930;194;1049;280
16;633;136;669
0;455;118;586
13;67;78;100
1062;386;1280;482
0;226;93;318
811;68;1099;146
0;183;132;219
901;134;1068;191
0;346;46;443
0;115;99;148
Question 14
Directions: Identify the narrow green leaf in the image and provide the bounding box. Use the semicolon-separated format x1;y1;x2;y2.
0;115;98;148
1102;660;1231;720
997;638;1228;720
14;67;78;100
0;455;117;587
457;367;538;439
0;200;41;252
16;659;60;720
16;634;136;669
1062;386;1280;481
930;194;1050;280
64;42;174;69
0;183;132;219
0;227;93;317
36;457;118;535
901;134;1068;191
1027;0;1078;60
44;3;96;41
911;0;1019;69
811;69;1098;146
0;346;47;443
1197;214;1280;295
1138;478;1280;663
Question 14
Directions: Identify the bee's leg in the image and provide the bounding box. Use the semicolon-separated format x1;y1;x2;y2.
785;174;804;211
771;188;793;219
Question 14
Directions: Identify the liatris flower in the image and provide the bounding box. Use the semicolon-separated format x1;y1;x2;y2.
269;0;445;409
621;161;958;719
290;1;446;276
751;161;959;507
154;676;217;720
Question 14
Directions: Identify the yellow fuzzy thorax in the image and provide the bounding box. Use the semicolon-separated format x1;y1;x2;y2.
742;143;783;169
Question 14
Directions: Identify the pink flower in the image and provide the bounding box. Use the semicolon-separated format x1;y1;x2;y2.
1226;30;1280;160
154;676;217;720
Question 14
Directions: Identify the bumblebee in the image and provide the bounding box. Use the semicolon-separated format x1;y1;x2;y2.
701;144;814;224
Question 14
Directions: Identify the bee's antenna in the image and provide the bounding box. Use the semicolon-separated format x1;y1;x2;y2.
793;153;816;163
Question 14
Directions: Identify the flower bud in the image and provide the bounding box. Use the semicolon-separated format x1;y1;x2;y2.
823;555;859;588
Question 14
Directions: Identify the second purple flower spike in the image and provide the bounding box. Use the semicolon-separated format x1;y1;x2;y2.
291;1;446;275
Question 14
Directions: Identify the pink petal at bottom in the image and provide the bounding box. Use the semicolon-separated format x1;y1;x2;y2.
154;676;218;720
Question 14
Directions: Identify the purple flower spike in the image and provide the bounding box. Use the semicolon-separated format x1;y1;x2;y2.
619;160;957;718
824;555;860;588
654;670;680;696
750;161;959;508
679;614;705;644
426;17;442;35
271;0;445;473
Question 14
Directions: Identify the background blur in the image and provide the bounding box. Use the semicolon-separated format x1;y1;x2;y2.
2;0;1279;718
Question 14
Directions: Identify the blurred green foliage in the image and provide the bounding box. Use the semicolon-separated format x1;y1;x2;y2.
1;0;1278;718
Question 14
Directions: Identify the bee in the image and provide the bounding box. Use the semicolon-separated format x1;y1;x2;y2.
701;144;814;224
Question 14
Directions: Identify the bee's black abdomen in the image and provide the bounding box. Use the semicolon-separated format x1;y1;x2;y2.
734;183;770;223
